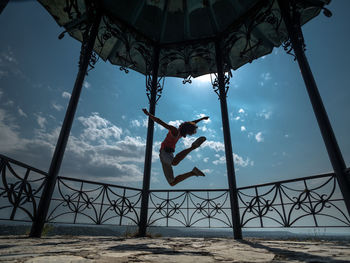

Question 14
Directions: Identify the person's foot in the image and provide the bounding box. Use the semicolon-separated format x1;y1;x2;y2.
191;136;206;149
192;167;205;177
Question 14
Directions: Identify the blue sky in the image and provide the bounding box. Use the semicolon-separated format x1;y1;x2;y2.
0;1;349;191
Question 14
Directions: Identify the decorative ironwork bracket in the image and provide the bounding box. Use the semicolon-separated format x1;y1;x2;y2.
79;24;100;75
183;75;192;84
282;0;332;60
146;75;164;104
99;15;138;75
61;0;101;75
211;71;232;99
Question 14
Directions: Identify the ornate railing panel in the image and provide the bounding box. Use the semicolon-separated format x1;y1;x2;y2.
1;154;349;229
47;177;142;226
0;154;47;222
147;190;232;228
238;172;350;228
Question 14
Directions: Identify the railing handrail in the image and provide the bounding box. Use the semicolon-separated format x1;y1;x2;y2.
238;171;337;190
58;176;142;191
0;154;48;176
1;153;348;193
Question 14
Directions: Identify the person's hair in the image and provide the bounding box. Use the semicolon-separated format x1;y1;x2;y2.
179;121;198;137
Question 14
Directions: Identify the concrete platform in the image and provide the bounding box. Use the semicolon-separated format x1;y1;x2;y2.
0;235;349;262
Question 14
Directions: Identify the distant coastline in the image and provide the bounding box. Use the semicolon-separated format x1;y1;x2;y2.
0;221;349;241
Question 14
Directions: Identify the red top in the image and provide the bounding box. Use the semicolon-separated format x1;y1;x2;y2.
160;130;181;150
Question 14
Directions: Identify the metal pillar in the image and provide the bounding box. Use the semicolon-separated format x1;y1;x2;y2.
0;0;9;14
278;0;350;216
214;39;242;239
138;46;160;237
29;11;102;237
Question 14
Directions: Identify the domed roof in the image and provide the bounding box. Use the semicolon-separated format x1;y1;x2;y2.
39;0;330;78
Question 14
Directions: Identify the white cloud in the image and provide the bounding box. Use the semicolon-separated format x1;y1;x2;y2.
18;107;27;117
234;116;240;121
122;115;126;120
130;119;141;127
0;89;3;99
168;120;183;127
261;72;272;81
142;118;148;127
203;157;209;163
213;155;225;165
257;110;272;120
130;118;148;128
233;153;251;167
284;134;289;138
0;48;17;64
83;81;91;89
78;112;122;142
212;153;252;167
0;48;30;82
0;110;155;184
62;91;71;99
238;108;245;114
255;132;264;142
203;140;225;152
52;103;64;111
0;109;28;152
36;115;47;129
240;126;246;132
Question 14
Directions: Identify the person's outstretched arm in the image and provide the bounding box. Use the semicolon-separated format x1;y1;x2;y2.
191;116;209;124
142;109;178;135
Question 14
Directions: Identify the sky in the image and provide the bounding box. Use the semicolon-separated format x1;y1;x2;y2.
0;1;349;192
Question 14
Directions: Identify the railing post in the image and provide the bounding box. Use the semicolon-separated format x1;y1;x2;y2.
138;46;160;237
278;0;350;217
214;39;242;239
29;10;102;237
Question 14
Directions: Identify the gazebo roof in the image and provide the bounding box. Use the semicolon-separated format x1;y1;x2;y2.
39;0;330;78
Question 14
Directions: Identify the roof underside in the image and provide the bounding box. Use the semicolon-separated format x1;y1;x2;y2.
38;0;330;78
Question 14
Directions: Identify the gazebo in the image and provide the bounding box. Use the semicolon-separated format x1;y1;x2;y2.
1;0;349;239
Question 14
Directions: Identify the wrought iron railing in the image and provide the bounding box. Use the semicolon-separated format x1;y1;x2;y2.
147;189;232;228
0;154;47;222
47;176;141;226
238;173;350;228
1;154;349;229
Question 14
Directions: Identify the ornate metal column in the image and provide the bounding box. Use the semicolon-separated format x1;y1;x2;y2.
138;46;162;237
278;0;350;216
0;0;9;14
213;39;242;239
30;9;102;237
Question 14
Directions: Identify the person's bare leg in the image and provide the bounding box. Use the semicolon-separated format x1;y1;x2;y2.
170;171;196;186
172;136;207;166
172;146;194;166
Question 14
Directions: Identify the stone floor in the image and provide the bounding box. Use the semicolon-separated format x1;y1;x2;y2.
0;235;349;262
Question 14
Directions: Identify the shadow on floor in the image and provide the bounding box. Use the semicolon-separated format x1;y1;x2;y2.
238;239;349;263
108;243;212;257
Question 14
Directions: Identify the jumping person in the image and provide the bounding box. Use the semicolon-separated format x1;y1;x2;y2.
142;108;209;186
